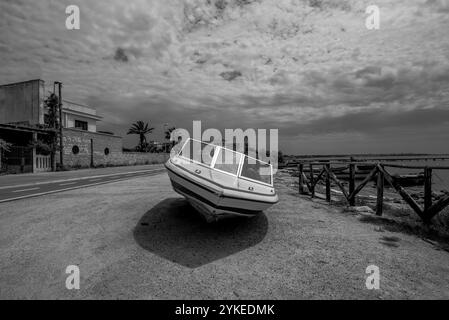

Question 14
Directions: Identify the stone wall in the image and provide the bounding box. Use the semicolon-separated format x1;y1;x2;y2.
61;128;122;167
60;128;168;168
109;152;169;166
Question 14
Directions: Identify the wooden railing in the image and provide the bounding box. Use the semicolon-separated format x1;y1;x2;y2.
288;155;449;164
297;161;449;224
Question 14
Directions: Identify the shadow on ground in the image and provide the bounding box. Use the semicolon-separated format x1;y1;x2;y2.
133;197;268;268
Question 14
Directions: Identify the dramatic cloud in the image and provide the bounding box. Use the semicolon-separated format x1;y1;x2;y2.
0;0;448;153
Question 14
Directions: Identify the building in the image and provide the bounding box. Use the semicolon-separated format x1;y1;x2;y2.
62;100;102;132
0;79;123;173
0;79;46;126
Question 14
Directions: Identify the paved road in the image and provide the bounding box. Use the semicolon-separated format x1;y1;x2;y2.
0;165;166;203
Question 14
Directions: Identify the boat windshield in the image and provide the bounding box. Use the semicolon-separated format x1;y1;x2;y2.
240;156;272;185
214;148;241;175
179;139;215;166
178;139;273;185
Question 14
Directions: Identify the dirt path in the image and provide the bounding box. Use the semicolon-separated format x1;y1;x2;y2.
1;173;448;299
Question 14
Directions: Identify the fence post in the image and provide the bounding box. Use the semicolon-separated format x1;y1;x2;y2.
325;163;331;202
309;163;315;198
376;170;384;216
298;164;304;194
424;167;432;214
349;163;355;206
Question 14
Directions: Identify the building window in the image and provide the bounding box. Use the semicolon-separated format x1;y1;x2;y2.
72;145;80;155
75;120;88;131
104;148;110;156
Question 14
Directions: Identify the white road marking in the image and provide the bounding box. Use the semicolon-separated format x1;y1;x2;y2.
11;187;40;193
59;182;77;186
89;179;102;182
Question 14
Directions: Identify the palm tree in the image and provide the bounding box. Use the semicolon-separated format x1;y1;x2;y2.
127;121;154;151
164;126;176;153
164;127;176;141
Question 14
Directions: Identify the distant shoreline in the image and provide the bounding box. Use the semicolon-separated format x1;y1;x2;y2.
286;153;449;159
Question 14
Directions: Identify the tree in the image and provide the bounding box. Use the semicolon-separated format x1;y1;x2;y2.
0;139;12;172
0;139;11;152
278;150;284;164
164;127;176;141
164;127;176;152
127;121;154;151
45;93;59;129
43;93;60;171
28;139;52;156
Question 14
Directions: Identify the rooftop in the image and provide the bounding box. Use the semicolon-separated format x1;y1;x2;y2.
0;79;44;87
62;99;102;120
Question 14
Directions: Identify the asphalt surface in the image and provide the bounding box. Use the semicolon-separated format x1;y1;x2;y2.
0;165;166;203
1;170;449;299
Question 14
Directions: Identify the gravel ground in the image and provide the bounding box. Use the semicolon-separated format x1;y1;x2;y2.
1;172;448;299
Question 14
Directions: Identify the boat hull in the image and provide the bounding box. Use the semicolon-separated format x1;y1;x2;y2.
165;160;278;222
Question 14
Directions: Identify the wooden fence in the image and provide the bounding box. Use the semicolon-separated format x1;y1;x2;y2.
297;161;449;224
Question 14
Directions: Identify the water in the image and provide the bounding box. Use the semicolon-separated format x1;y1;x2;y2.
380;160;449;192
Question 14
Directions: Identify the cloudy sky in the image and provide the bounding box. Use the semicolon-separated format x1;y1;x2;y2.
1;0;448;154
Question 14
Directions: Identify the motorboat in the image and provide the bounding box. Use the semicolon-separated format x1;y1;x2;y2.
165;138;279;222
372;172;425;187
357;164;376;172
391;173;425;187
